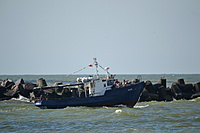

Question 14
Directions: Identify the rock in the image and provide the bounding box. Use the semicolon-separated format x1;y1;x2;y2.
171;83;194;100
153;83;163;93
37;78;47;87
158;86;167;101
160;78;167;88
1;79;15;90
144;80;155;93
19;82;37;98
0;86;8;100
191;92;200;99
15;78;25;86
53;82;63;86
4;85;19;97
171;83;182;100
177;78;185;85
194;82;200;92
140;92;159;102
0;79;16;100
0;86;6;93
158;86;173;101
24;82;37;90
179;84;194;94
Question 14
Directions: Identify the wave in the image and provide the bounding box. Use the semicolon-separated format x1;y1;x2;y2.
134;104;149;109
11;95;31;103
189;97;200;102
114;109;123;114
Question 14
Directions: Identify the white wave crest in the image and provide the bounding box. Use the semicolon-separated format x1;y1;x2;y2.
12;95;30;102
115;109;123;113
134;104;149;109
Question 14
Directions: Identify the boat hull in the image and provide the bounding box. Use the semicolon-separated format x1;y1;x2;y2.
35;81;145;109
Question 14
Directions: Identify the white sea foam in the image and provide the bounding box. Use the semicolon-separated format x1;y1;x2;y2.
115;109;123;113
134;104;149;109
12;95;30;102
190;97;200;102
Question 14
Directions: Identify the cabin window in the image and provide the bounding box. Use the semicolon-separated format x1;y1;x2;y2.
104;84;106;87
107;80;114;86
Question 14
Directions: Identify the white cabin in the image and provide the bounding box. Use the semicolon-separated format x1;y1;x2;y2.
77;77;115;97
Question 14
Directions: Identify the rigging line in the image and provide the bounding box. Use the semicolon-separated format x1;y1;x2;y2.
65;65;91;78
98;64;111;75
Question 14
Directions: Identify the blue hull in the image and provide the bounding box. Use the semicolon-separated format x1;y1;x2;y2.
35;82;145;109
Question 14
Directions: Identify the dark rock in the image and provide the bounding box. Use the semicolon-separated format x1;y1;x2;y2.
171;83;194;100
158;86;173;101
164;95;173;101
191;92;200;99
177;78;185;85
165;87;173;97
194;82;200;92
0;86;6;93
171;83;182;100
178;84;194;94
0;86;7;100
144;80;155;93
158;86;167;101
160;78;167;88
140;92;159;102
37;78;47;87
181;93;193;100
153;83;163;93
19;82;37;98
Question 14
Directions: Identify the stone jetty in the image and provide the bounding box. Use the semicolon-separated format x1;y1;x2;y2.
139;78;200;102
0;77;200;102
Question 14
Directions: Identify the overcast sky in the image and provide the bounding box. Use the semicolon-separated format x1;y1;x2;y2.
0;0;200;75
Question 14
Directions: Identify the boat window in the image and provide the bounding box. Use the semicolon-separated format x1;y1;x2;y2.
107;80;114;86
102;79;106;82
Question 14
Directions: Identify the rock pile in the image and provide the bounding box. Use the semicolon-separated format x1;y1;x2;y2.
140;78;200;102
0;77;200;102
0;78;38;101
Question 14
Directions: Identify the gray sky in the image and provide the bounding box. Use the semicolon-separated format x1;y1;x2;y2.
0;0;200;75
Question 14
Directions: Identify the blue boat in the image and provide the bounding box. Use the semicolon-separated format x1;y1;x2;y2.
33;58;145;109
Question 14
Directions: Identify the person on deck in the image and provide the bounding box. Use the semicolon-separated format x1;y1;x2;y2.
114;79;120;88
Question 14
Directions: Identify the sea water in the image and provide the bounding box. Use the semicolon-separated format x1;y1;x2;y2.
0;74;200;133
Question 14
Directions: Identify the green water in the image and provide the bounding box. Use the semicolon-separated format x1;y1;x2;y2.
0;99;200;133
0;74;200;132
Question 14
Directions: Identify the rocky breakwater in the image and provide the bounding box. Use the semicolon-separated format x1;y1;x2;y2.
140;78;200;102
0;77;200;103
0;78;43;101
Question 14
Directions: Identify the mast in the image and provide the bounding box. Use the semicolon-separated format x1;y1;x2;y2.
93;58;99;79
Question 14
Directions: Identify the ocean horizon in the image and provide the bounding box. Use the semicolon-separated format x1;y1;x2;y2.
1;74;200;87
